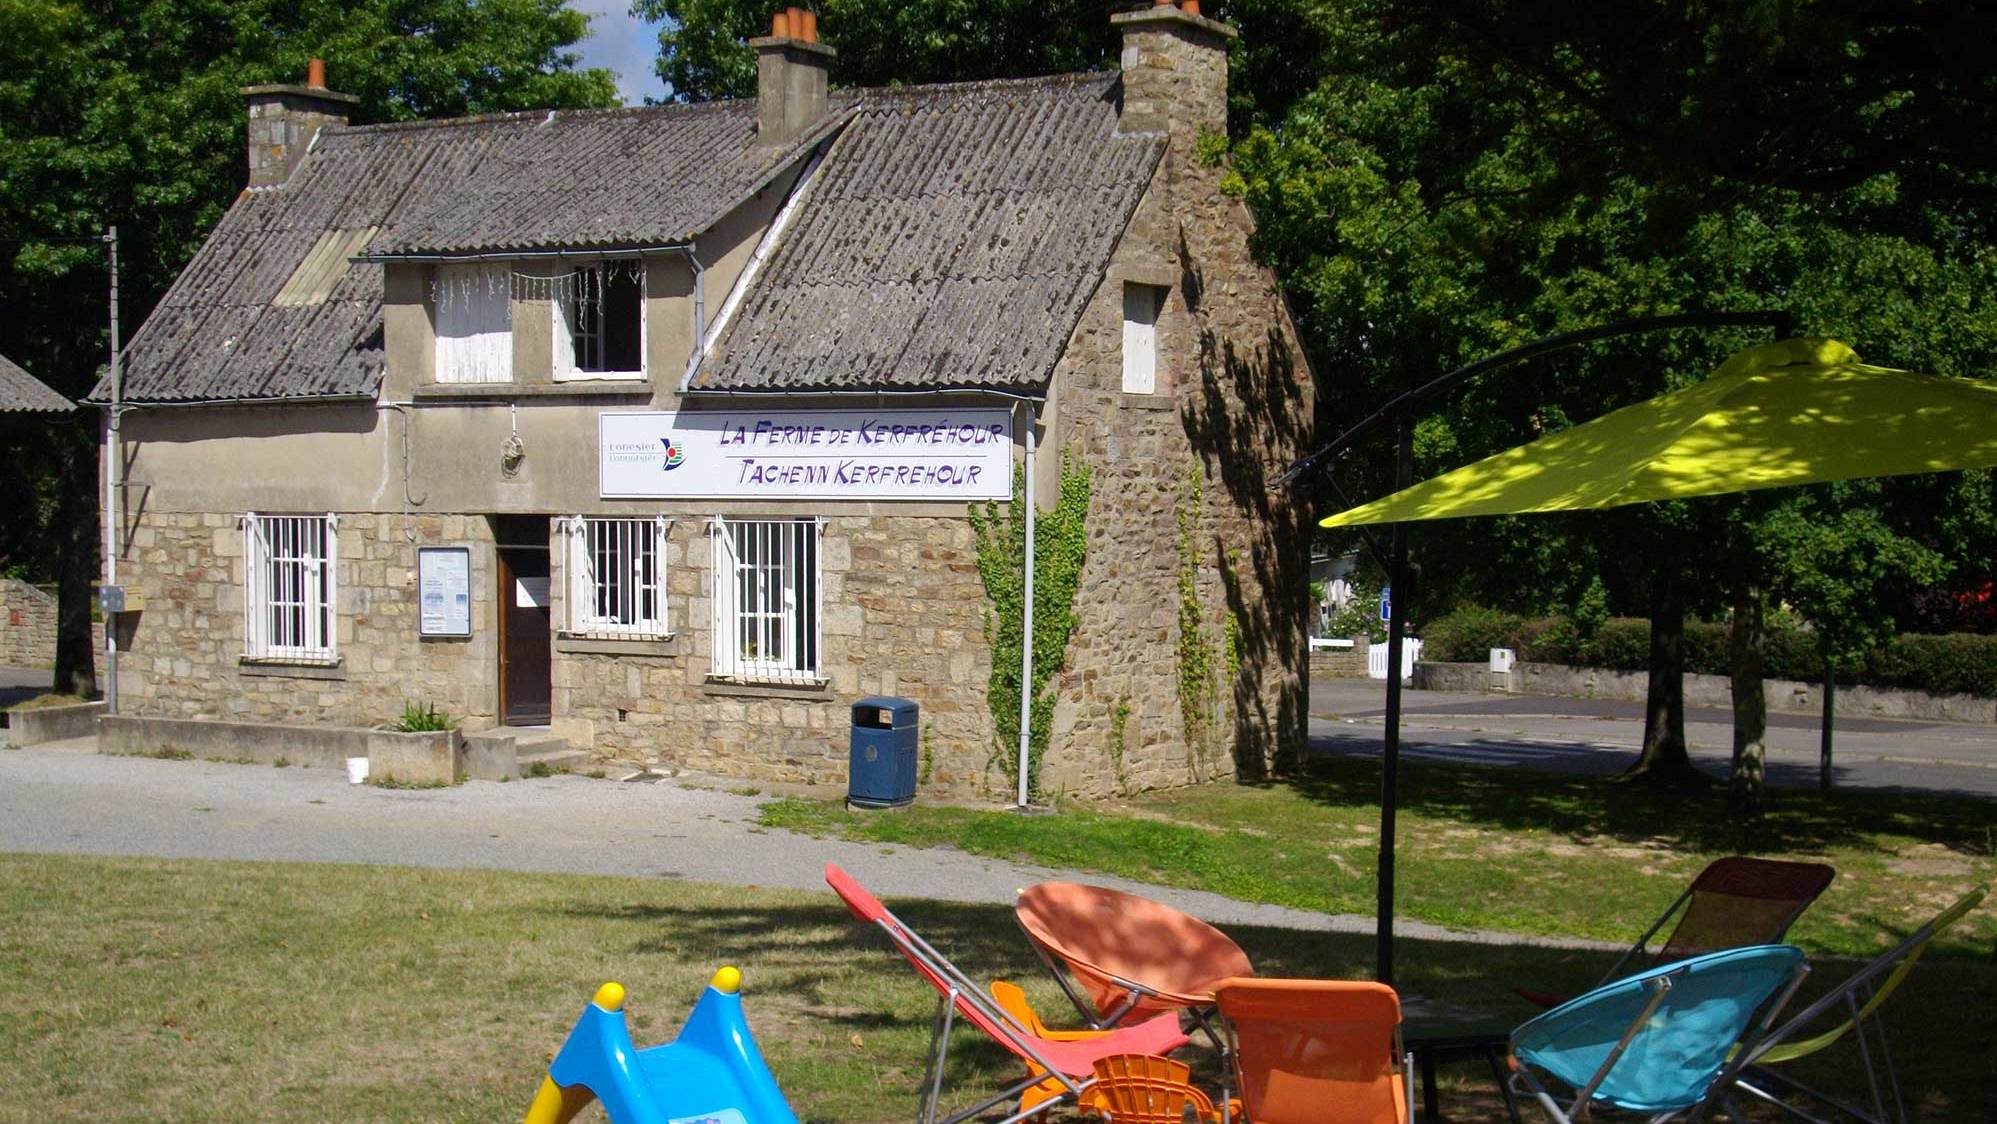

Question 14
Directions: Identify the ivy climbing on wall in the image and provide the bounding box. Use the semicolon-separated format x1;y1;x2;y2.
1176;463;1230;779
969;452;1092;800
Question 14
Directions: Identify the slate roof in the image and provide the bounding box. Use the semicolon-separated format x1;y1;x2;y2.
692;73;1163;393
107;71;1162;403
0;353;73;413
98;101;840;404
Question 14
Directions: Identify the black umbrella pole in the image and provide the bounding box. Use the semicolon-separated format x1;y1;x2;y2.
1377;517;1408;986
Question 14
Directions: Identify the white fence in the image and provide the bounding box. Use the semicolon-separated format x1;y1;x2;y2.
1367;637;1423;681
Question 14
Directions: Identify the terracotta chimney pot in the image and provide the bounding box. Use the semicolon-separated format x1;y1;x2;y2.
801;9;818;42
306;57;326;88
1179;0;1200;14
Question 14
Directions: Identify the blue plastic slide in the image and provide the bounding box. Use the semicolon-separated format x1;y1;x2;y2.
524;967;799;1124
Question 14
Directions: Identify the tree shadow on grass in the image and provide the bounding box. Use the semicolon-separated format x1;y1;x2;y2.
1265;750;1997;857
549;893;1997;1123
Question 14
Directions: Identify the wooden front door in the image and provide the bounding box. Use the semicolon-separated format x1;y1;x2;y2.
495;516;552;726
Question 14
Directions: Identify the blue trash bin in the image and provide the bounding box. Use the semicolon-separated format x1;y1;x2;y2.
848;696;918;809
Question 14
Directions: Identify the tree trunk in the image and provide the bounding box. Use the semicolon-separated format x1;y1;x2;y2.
1727;577;1767;811
52;431;99;699
1629;562;1707;784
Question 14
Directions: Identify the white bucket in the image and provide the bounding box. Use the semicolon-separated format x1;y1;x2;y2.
345;756;370;785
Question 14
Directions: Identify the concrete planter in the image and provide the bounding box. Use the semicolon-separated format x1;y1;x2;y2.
3;700;104;746
99;713;368;767
366;728;464;785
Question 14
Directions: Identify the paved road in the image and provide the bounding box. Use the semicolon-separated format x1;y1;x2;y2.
0;738;1609;950
1310;677;1997;798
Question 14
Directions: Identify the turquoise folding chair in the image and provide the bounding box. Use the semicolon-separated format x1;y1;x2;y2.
1509;945;1809;1122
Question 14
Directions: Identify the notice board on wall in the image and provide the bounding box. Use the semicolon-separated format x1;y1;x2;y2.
418;547;472;637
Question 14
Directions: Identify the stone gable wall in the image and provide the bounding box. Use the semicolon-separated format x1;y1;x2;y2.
1038;21;1315;798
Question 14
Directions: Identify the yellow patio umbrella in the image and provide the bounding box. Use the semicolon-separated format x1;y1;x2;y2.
1321;338;1997;528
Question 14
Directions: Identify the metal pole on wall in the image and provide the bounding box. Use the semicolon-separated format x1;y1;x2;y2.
1016;404;1037;808
103;225;121;715
1375;417;1412;986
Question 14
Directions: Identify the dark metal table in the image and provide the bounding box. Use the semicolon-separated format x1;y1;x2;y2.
1402;1015;1523;1123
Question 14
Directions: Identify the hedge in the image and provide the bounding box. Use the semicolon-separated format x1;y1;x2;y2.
1421;608;1997;699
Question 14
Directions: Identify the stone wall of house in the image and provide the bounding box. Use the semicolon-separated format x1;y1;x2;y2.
1039;12;1314;799
113;510;501;728
552;514;998;792
114;507;1001;792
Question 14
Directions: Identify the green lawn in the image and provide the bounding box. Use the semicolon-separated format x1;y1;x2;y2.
2;852;1994;1122
761;754;1997;960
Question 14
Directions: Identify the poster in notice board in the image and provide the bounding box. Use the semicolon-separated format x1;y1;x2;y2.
418;547;472;637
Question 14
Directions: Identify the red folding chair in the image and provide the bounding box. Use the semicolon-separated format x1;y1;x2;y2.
1518;855;1834;1009
824;864;1191;1124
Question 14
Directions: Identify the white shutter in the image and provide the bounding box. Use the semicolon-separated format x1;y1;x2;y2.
243;513;267;658
435;264;513;383
1121;283;1159;394
710;518;737;676
551;289;578;382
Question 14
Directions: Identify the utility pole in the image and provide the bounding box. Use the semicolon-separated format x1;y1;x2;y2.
103;225;121;714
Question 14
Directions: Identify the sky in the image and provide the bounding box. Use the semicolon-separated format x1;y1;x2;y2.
568;0;672;105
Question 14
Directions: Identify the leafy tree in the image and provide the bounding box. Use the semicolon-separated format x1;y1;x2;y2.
632;0;1330;131
0;0;615;694
1228;0;1997;786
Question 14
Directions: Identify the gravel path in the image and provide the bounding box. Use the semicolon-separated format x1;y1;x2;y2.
0;739;1610;950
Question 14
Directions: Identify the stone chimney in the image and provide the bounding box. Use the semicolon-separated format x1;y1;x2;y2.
752;8;836;148
1112;1;1237;139
240;58;359;188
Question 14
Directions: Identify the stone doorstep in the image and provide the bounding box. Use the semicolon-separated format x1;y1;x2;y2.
462;728;589;781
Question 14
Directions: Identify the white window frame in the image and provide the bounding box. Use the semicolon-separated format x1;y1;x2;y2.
709;517;824;684
242;512;338;663
433;262;514;384
1121;282;1164;395
553;259;646;382
562;515;671;640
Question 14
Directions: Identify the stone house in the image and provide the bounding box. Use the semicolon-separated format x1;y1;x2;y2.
92;4;1315;798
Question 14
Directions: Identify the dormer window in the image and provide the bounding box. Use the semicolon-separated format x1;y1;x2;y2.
555;260;644;380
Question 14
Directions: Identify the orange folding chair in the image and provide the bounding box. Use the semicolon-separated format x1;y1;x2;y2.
824;864;1191;1124
1077;1054;1222;1124
1213;977;1412;1124
1014;882;1253;1033
1518;855;1835;1009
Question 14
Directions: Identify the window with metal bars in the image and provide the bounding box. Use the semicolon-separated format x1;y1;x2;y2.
242;513;337;662
710;518;822;683
563;516;670;639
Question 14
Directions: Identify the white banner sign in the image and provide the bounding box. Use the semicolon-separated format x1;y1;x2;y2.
599;409;1015;501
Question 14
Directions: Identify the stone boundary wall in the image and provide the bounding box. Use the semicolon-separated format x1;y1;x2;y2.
1412;660;1995;725
1309;639;1369;679
1;580;58;667
1;578;108;675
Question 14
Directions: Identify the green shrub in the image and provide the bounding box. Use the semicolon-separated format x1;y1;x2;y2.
392;701;455;732
1573;617;1652;671
1516;616;1579;665
1422;606;1525;662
